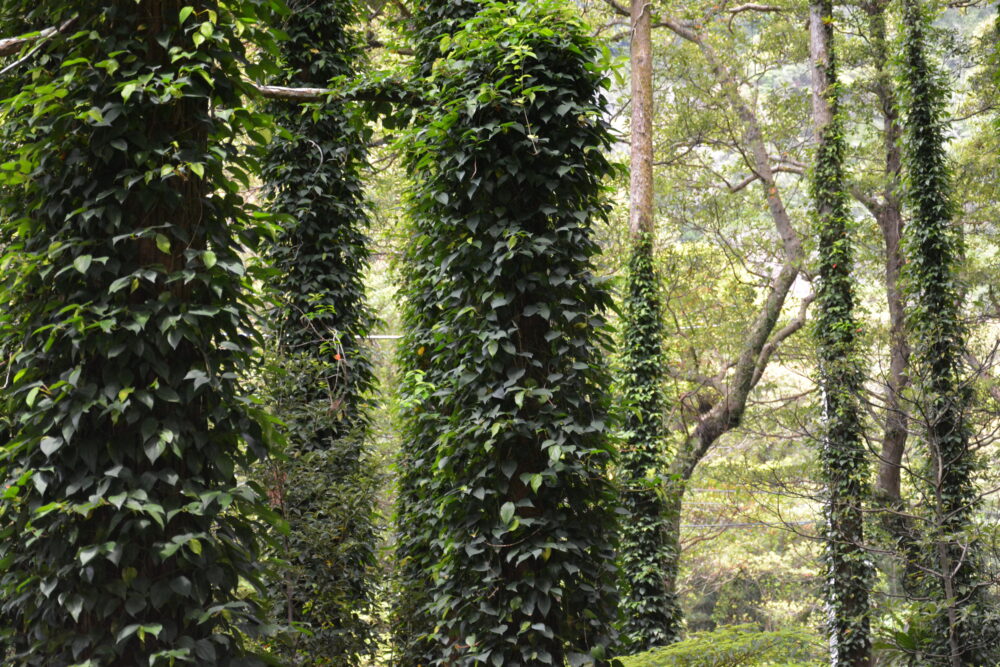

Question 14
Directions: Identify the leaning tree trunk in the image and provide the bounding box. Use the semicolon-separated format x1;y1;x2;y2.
650;17;807;633
809;2;873;664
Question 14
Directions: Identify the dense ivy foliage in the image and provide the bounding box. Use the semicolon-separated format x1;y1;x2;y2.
0;1;283;664
616;234;679;651
809;2;872;663
389;5;481;663
258;1;379;662
899;0;993;661
393;1;620;664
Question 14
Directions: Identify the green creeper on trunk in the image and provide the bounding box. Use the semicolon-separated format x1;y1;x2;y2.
258;0;379;663
616;0;680;651
394;1;620;663
900;0;992;662
390;4;481;663
0;1;281;664
808;1;872;664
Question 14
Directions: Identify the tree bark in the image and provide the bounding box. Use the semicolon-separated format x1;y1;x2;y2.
629;0;654;240
863;0;910;505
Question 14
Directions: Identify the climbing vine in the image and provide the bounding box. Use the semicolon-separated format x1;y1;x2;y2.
809;1;872;663
899;0;993;661
0;1;283;663
258;0;379;662
389;5;482;663
393;1;620;664
616;234;679;651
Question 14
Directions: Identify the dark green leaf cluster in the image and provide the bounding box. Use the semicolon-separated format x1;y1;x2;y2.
393;1;620;664
615;235;680;651
256;0;380;663
0;1;285;664
252;354;380;665
808;2;872;662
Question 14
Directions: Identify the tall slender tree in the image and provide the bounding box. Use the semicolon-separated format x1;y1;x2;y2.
900;0;987;662
616;0;680;651
258;0;379;662
0;1;279;663
808;2;872;664
394;1;620;663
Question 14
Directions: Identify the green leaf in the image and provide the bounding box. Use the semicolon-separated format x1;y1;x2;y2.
73;255;93;274
155;234;171;254
202;250;217;269
500;502;515;525
40;436;62;456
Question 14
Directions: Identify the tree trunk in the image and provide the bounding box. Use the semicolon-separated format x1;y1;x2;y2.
629;0;654;240
809;2;873;663
901;0;983;660
863;0;910;507
616;0;683;651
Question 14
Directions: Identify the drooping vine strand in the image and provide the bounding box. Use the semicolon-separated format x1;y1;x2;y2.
257;0;379;662
393;1;620;663
0;1;281;663
808;1;872;664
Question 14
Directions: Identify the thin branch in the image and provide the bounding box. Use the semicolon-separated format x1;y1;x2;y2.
727;3;785;14
253;82;424;107
255;84;332;101
0;16;78;60
750;292;815;388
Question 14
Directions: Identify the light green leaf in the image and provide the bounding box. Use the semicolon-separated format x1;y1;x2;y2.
155;234;171;254
73;255;93;274
500;501;515;525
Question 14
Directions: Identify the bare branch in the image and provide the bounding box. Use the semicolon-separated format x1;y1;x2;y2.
0;16;78;60
598;0;630;17
254;82;424;107
750;292;814;388
727;3;785;13
254;84;332;101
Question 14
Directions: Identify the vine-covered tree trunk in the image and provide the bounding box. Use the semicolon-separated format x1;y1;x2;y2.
616;0;681;651
390;4;482;664
259;0;378;663
809;2;872;664
394;2;620;664
901;1;988;662
0;1;277;663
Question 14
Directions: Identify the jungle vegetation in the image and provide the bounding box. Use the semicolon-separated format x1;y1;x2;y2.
0;0;999;666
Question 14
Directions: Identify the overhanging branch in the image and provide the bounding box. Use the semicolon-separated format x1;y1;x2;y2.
0;16;78;59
